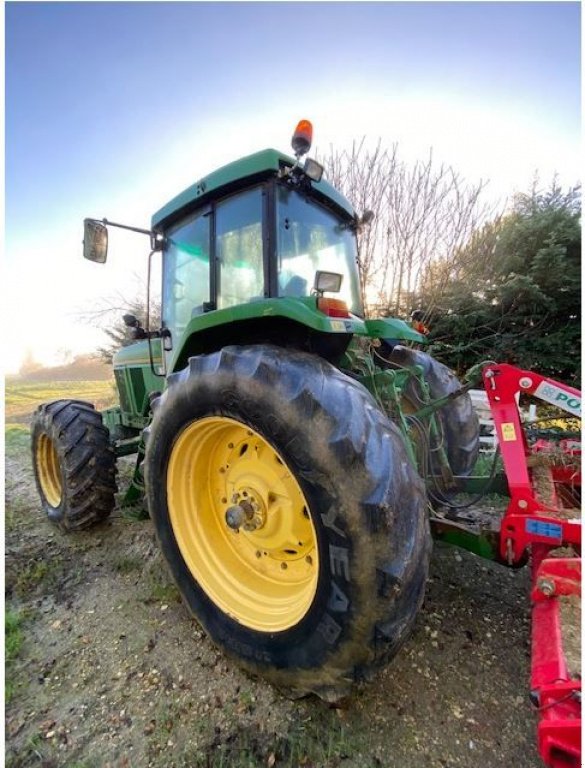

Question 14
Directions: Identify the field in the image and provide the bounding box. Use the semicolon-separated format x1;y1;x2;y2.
5;380;117;425
5;381;541;767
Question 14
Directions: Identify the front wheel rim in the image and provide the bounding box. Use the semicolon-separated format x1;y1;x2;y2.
167;416;319;632
36;433;62;508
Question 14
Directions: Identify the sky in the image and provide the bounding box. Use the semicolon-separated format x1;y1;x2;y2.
4;1;581;373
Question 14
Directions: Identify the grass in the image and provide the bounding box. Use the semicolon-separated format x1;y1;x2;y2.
149;582;181;604
175;707;365;768
5;425;34;533
284;709;363;767
113;555;144;574
14;556;67;599
5;423;31;451
5;610;23;663
5;733;48;768
14;560;51;597
5;380;116;423
6;609;24;704
68;763;99;768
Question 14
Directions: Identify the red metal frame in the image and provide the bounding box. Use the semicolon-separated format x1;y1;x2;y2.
481;364;581;768
531;546;581;767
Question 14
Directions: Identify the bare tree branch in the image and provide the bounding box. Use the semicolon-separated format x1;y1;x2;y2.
318;140;496;319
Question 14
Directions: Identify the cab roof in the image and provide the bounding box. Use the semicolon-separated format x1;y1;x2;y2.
151;148;356;230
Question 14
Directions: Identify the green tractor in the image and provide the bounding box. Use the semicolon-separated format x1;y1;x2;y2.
31;121;479;700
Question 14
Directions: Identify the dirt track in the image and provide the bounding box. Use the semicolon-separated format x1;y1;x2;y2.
5;429;541;768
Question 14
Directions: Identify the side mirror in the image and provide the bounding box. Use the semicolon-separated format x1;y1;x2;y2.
122;313;147;339
122;313;139;328
83;219;108;263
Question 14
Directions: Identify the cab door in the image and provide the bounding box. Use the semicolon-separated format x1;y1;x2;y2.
162;208;211;364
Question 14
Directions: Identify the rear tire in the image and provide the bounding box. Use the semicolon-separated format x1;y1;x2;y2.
31;400;117;532
144;345;431;699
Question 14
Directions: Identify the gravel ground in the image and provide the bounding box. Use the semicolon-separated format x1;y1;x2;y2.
5;430;542;768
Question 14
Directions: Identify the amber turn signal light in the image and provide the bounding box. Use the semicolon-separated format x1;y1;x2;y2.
317;297;350;318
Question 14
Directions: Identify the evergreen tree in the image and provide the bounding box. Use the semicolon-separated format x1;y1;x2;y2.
418;181;581;384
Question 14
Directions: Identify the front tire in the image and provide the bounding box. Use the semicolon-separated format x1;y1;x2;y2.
31;400;117;532
145;345;431;698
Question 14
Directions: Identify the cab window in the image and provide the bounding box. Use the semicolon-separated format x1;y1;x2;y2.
216;188;264;309
277;186;362;315
163;211;210;343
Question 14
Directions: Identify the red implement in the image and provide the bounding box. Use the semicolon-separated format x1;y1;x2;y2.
482;364;581;767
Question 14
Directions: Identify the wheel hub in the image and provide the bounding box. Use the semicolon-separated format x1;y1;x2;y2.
225;497;265;532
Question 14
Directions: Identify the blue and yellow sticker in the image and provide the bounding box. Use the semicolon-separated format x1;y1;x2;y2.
330;319;354;333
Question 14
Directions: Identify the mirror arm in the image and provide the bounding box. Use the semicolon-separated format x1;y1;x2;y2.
87;218;164;251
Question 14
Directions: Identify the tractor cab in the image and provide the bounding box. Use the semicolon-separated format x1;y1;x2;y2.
152;124;364;362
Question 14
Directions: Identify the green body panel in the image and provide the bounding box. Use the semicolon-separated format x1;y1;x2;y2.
365;317;427;344
113;339;163;369
112;339;163;426
168;297;367;373
151;149;356;229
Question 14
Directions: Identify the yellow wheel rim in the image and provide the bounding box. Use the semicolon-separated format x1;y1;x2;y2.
36;433;62;508
167;416;319;632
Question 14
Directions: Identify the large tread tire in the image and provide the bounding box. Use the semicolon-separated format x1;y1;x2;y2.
144;344;431;699
31;399;117;532
383;345;480;477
